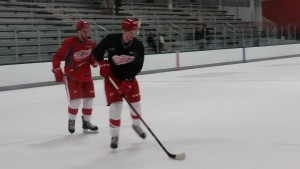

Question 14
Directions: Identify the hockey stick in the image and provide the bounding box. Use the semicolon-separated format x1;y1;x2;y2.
108;76;186;160
64;61;91;75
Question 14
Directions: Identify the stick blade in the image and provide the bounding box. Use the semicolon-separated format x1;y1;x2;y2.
169;153;186;160
175;153;186;160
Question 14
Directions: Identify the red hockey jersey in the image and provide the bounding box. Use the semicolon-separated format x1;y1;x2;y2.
52;37;96;82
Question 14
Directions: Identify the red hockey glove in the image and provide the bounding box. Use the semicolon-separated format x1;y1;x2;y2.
90;57;98;68
99;60;111;78
52;67;64;82
117;79;132;96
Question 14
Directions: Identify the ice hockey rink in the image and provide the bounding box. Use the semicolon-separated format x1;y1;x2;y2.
1;56;300;169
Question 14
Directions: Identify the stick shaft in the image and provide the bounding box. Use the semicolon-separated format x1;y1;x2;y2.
108;76;176;159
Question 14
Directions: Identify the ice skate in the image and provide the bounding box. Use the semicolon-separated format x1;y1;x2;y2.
82;116;98;134
68;119;75;134
132;125;146;139
110;137;119;149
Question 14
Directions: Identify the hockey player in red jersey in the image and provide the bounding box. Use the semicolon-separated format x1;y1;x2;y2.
52;20;98;134
92;18;146;149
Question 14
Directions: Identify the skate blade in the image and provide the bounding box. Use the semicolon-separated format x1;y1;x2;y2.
83;129;99;134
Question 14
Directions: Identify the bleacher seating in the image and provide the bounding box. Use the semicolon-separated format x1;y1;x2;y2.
0;0;262;65
118;2;259;51
0;0;101;64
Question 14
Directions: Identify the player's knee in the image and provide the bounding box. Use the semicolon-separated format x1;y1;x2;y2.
110;101;123;119
83;98;93;109
69;98;81;109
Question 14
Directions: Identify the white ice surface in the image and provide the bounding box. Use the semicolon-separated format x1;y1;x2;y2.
1;57;300;169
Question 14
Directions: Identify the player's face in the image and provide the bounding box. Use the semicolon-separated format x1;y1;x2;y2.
123;29;138;43
78;28;90;41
